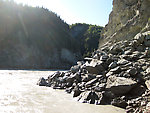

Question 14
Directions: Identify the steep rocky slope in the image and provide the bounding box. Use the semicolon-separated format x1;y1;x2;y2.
38;0;150;112
0;1;80;69
100;0;150;47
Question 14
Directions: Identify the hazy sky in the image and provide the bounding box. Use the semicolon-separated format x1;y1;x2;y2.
14;0;113;26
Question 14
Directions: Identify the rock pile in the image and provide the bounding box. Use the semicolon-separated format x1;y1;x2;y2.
37;31;150;112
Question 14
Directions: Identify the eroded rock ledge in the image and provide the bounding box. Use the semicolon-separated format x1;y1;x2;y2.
38;31;150;113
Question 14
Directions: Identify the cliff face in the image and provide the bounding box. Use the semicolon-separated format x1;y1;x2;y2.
0;1;80;69
100;0;150;47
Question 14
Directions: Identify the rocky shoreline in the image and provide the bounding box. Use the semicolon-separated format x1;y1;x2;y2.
37;31;150;113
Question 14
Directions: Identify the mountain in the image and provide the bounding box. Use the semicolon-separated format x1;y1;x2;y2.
70;23;103;57
0;0;81;69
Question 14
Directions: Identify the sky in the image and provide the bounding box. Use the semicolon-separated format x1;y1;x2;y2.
14;0;113;26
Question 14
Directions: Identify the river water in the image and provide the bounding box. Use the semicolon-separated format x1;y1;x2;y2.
0;70;125;113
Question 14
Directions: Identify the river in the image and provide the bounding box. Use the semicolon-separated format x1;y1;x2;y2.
0;70;125;113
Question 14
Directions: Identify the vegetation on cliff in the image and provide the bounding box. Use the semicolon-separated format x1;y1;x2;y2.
70;23;103;57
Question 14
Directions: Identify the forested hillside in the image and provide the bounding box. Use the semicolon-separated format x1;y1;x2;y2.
70;23;103;57
0;0;80;69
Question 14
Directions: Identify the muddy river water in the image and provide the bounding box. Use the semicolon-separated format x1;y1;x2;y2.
0;70;125;113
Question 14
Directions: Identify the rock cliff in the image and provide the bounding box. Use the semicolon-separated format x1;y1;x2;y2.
100;0;150;47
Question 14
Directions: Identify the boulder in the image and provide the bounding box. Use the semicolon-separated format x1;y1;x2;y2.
111;97;128;108
110;66;122;74
100;55;109;61
124;49;132;55
109;44;123;55
106;76;137;95
134;33;145;44
128;85;146;96
73;88;82;97
85;78;98;88
144;32;150;47
78;91;101;104
82;74;96;82
85;60;105;74
146;67;150;74
109;61;118;69
70;65;80;73
77;91;91;103
37;77;48;86
117;59;129;65
94;83;106;92
145;80;150;90
127;67;138;76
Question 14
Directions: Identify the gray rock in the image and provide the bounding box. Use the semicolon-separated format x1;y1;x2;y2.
117;59;129;65
70;65;80;73
77;91;91;103
127;67;138;76
145;48;150;57
109;44;123;55
145;80;150;90
111;97;128;108
82;74;96;82
93;54;100;59
100;55;109;61
146;67;150;74
85;60;105;74
106;71;113;77
106;76;137;95
144;34;150;47
109;61;118;69
37;77;47;86
124;49;132;55
94;83;106;92
129;85;146;96
78;91;101;104
73;88;82;97
85;78;98;88
110;66;122;74
134;33;145;44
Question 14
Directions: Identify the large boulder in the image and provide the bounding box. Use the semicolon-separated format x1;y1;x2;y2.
77;91;101;104
85;59;105;74
106;76;137;95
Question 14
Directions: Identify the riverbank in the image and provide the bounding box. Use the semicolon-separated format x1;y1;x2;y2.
0;70;125;113
37;31;150;113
